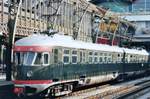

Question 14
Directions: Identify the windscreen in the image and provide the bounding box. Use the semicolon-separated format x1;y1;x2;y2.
14;52;49;66
15;52;36;65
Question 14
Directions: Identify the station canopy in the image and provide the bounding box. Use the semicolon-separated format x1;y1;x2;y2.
90;0;137;12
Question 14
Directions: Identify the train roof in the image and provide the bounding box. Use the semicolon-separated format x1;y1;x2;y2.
15;34;148;55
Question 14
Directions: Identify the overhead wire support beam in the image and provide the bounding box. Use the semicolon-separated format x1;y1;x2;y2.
72;0;90;40
43;0;64;30
6;0;22;81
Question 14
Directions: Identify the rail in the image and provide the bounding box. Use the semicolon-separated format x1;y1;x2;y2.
60;76;150;99
117;79;150;99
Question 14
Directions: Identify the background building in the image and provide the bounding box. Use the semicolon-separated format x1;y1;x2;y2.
91;0;150;51
0;0;136;67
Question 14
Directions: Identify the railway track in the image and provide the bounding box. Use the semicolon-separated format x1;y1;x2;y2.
117;80;150;99
59;76;150;99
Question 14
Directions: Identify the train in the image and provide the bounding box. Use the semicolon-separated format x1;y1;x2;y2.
13;33;150;97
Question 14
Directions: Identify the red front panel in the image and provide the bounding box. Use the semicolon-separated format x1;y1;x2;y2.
14;80;53;84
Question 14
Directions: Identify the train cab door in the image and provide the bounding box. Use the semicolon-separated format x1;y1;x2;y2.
42;52;50;66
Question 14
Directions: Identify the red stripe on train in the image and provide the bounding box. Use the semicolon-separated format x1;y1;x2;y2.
14;80;53;84
14;46;52;52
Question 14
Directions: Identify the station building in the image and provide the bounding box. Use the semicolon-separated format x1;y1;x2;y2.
90;0;150;51
0;0;136;66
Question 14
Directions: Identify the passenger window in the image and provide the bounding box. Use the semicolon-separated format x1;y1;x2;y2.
72;50;77;54
72;56;77;63
64;50;69;54
72;50;77;64
63;56;69;63
89;52;93;55
94;57;98;63
94;52;98;56
63;49;70;64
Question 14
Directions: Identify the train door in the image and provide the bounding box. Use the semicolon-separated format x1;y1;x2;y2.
79;50;83;64
42;52;50;66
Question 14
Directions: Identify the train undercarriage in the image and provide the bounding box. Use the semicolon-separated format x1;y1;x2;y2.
13;68;150;98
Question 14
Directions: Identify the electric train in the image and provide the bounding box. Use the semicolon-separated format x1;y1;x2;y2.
13;33;150;97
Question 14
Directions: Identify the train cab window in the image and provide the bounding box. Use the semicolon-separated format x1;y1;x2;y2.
43;53;49;65
34;53;42;65
26;52;35;65
15;53;21;65
15;52;36;65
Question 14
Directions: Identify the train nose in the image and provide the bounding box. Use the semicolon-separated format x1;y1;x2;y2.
15;65;34;80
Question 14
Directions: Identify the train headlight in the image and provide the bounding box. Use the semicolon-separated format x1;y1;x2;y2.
27;71;33;77
141;64;144;67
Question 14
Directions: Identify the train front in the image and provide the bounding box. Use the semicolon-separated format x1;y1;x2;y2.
13;35;53;96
